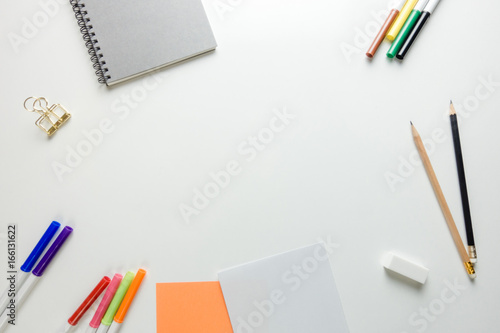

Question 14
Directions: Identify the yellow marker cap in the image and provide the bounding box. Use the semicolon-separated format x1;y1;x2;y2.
114;269;147;324
386;0;419;41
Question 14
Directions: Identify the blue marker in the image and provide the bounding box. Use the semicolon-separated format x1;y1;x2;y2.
0;221;60;312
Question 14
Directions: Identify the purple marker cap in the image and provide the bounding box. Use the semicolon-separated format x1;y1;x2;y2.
32;226;73;277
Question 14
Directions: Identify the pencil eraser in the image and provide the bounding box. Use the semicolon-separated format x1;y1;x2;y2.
382;252;429;284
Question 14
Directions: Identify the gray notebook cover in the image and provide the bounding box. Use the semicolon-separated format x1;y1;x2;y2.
76;0;217;85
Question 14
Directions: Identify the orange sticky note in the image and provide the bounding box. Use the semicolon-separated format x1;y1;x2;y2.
156;281;233;333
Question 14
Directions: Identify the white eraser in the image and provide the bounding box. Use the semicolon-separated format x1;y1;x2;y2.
382;252;429;284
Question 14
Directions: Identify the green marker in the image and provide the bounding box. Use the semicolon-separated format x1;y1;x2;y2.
97;271;135;333
387;0;429;58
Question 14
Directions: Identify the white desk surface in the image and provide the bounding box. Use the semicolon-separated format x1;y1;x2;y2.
1;0;499;332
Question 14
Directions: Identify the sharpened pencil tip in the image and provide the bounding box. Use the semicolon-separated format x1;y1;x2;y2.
449;102;456;115
450;100;453;104
410;121;413;125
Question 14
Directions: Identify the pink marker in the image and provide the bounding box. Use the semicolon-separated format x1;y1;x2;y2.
86;274;123;333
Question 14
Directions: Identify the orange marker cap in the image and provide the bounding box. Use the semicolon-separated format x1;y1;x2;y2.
113;269;146;323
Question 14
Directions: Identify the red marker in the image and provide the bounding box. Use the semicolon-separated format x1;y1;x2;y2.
64;276;111;332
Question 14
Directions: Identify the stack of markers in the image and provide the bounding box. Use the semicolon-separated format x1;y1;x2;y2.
366;0;441;59
0;222;73;332
63;269;146;333
0;221;145;332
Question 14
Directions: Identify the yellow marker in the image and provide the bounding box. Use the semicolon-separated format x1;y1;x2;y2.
386;0;419;41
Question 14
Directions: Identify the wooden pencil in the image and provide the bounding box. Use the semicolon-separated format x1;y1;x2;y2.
449;101;476;263
411;122;476;278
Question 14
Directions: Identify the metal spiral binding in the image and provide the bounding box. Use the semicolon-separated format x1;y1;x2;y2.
70;0;110;84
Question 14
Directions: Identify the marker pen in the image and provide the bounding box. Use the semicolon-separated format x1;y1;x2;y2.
86;274;123;333
0;226;73;331
387;0;429;58
396;0;442;59
0;221;60;313
386;0;419;41
366;0;406;58
63;276;111;333
107;269;146;333
96;272;134;333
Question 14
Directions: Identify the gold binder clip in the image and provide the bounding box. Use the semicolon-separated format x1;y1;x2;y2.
23;97;71;136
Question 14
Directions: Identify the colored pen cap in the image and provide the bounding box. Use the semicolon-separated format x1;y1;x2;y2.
90;274;123;328
101;272;135;326
20;221;60;272
68;276;111;326
32;226;73;277
114;269;146;323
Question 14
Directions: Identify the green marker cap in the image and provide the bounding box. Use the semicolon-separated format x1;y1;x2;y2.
101;271;135;326
387;9;421;58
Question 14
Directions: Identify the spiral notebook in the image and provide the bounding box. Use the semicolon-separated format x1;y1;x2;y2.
70;0;217;86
